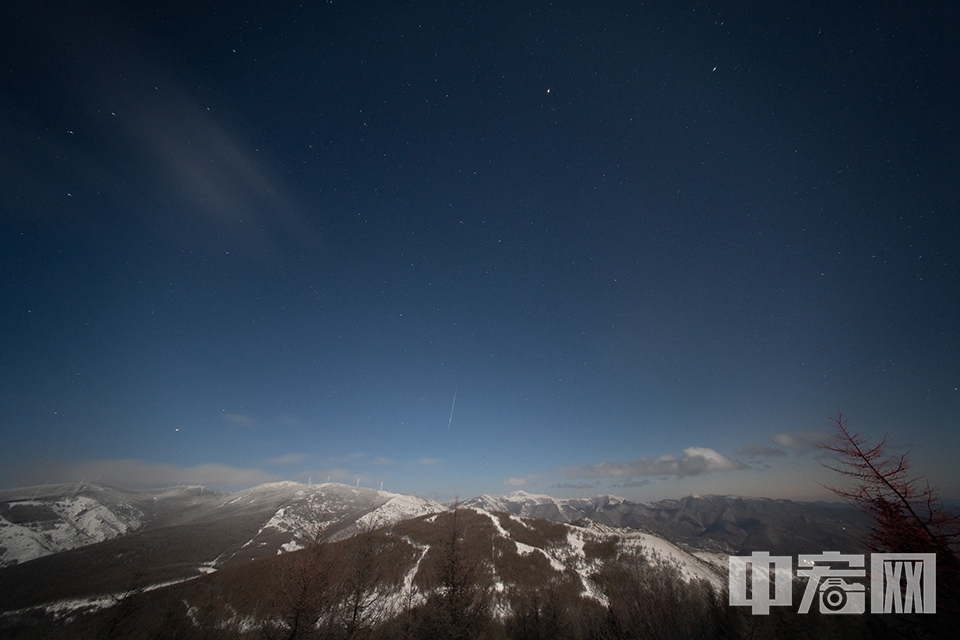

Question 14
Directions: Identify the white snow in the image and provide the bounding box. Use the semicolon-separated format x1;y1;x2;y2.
473;508;724;606
357;494;446;530
0;496;142;567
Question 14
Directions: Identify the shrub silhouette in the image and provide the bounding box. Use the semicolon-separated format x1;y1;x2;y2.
589;545;721;640
413;503;494;639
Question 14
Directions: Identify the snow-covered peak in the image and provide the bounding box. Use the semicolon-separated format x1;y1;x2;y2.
356;494;446;530
501;490;555;501
462;492;633;523
231;481;308;497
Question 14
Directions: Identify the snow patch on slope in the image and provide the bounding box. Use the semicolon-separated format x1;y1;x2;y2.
357;493;445;530
578;520;724;590
0;496;143;567
475;509;724;604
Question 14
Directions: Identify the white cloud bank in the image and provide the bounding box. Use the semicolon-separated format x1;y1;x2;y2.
559;447;745;480
14;459;278;491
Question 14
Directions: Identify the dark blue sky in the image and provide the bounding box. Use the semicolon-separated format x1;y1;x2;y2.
2;1;957;500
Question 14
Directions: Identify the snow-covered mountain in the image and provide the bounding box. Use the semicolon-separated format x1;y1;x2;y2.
0;483;208;568
1;501;728;636
213;481;445;562
0;481;443;569
0;484;912;639
463;491;628;523
1;482;868;578
473;505;725;592
462;491;870;556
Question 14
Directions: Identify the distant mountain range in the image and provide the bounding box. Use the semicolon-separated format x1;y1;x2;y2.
462;490;871;556
0;482;876;637
1;484;869;573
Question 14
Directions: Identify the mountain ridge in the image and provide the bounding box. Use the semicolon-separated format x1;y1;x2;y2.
0;481;445;569
460;490;869;556
1;481;870;585
0;481;888;639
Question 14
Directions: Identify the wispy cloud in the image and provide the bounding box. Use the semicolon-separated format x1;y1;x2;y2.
135;98;308;258
559;447;745;480
612;479;652;488
5;6;316;259
773;431;827;455
416;457;441;466
503;474;542;488
736;430;830;461
263;453;306;465
552;481;601;490
223;413;257;428
735;442;788;459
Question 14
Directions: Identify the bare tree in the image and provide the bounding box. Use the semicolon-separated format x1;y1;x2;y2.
505;578;573;640
592;547;716;640
817;412;959;555
101;546;155;640
332;526;385;640
818;412;960;621
102;568;147;640
420;502;492;640
264;520;340;640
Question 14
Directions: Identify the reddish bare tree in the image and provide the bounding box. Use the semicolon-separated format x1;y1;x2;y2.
817;412;959;555
818;412;960;623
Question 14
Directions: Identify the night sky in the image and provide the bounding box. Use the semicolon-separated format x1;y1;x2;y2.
2;1;957;501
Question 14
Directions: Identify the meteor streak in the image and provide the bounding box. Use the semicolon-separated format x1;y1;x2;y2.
447;387;458;432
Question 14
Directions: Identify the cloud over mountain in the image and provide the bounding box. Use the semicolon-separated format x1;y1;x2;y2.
773;431;827;455
18;459;278;491
559;447;745;480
